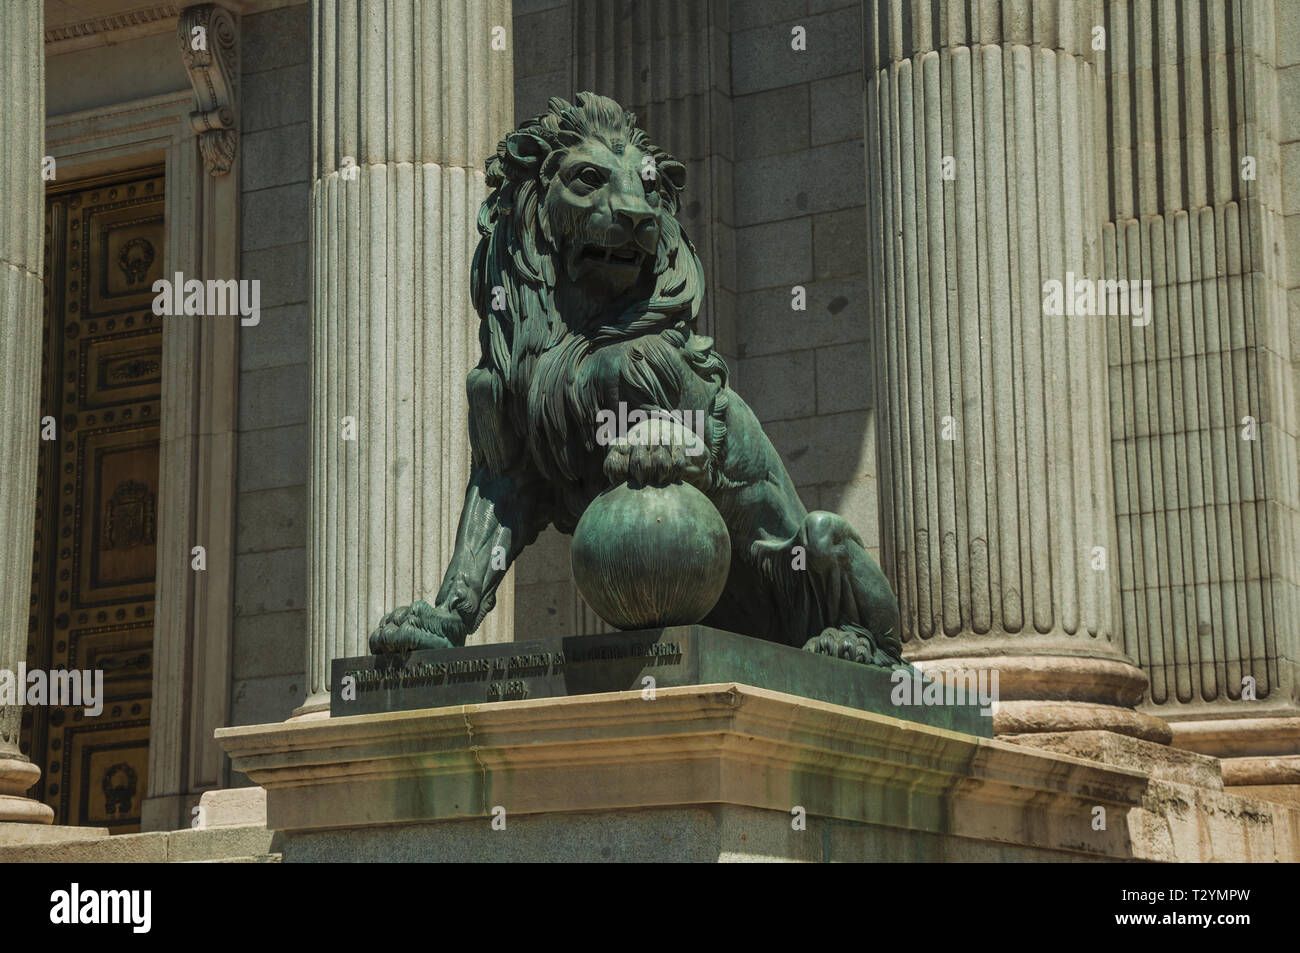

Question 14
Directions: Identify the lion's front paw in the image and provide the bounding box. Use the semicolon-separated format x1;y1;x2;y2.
369;600;465;654
803;624;895;667
604;417;709;489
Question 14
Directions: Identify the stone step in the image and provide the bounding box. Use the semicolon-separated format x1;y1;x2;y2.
0;824;279;863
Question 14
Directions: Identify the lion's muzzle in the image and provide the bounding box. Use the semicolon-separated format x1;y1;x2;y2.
615;208;660;257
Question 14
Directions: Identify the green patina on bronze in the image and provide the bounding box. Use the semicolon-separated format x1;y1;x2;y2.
370;92;904;669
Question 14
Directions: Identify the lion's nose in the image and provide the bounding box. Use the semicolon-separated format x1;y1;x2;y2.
615;208;659;256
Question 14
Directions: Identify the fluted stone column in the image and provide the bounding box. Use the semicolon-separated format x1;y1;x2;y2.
863;0;1168;742
299;0;515;716
1098;0;1300;786
0;1;53;822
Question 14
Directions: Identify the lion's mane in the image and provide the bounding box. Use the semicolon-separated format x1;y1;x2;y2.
468;93;726;521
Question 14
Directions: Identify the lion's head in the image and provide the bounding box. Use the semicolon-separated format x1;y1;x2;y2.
468;93;715;515
472;93;703;360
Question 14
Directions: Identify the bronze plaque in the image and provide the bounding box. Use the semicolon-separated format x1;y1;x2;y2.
21;168;164;833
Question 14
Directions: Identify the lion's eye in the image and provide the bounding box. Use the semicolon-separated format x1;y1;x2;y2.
576;167;605;188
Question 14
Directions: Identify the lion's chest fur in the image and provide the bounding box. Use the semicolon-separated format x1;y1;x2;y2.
576;333;717;417
523;325;724;521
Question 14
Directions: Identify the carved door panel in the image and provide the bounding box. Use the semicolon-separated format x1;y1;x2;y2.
21;168;165;833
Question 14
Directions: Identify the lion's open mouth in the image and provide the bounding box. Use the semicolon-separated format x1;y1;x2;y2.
579;242;645;268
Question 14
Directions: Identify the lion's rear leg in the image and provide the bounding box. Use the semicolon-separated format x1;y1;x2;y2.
745;510;903;666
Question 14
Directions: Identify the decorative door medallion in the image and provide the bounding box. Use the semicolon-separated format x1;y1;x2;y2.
21;167;165;833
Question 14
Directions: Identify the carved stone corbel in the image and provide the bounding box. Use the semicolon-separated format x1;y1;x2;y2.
178;3;238;176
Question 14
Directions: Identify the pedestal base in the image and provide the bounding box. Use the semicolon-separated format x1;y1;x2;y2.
283;804;1098;863
335;626;991;736
217;683;1300;862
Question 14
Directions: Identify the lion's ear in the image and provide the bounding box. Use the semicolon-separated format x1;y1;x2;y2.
656;158;686;193
504;131;551;173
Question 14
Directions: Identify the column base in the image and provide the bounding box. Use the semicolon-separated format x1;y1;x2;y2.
912;654;1173;744
289;691;330;722
996;701;1172;743
1169;714;1300;758
0;756;54;824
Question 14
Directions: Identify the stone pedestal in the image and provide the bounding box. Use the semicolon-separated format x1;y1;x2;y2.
217;683;1300;862
329;625;992;735
0;0;51;824
300;0;516;717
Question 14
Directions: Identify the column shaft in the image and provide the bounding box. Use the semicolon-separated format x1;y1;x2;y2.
863;0;1168;741
302;0;515;715
0;0;53;822
1101;0;1300;760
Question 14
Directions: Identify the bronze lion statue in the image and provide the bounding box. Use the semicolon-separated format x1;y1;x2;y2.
369;92;902;667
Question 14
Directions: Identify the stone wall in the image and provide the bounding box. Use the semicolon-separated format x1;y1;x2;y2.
729;0;878;554
513;0;572;122
229;4;312;734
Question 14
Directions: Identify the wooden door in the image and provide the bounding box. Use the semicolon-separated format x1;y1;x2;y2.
21;167;165;833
